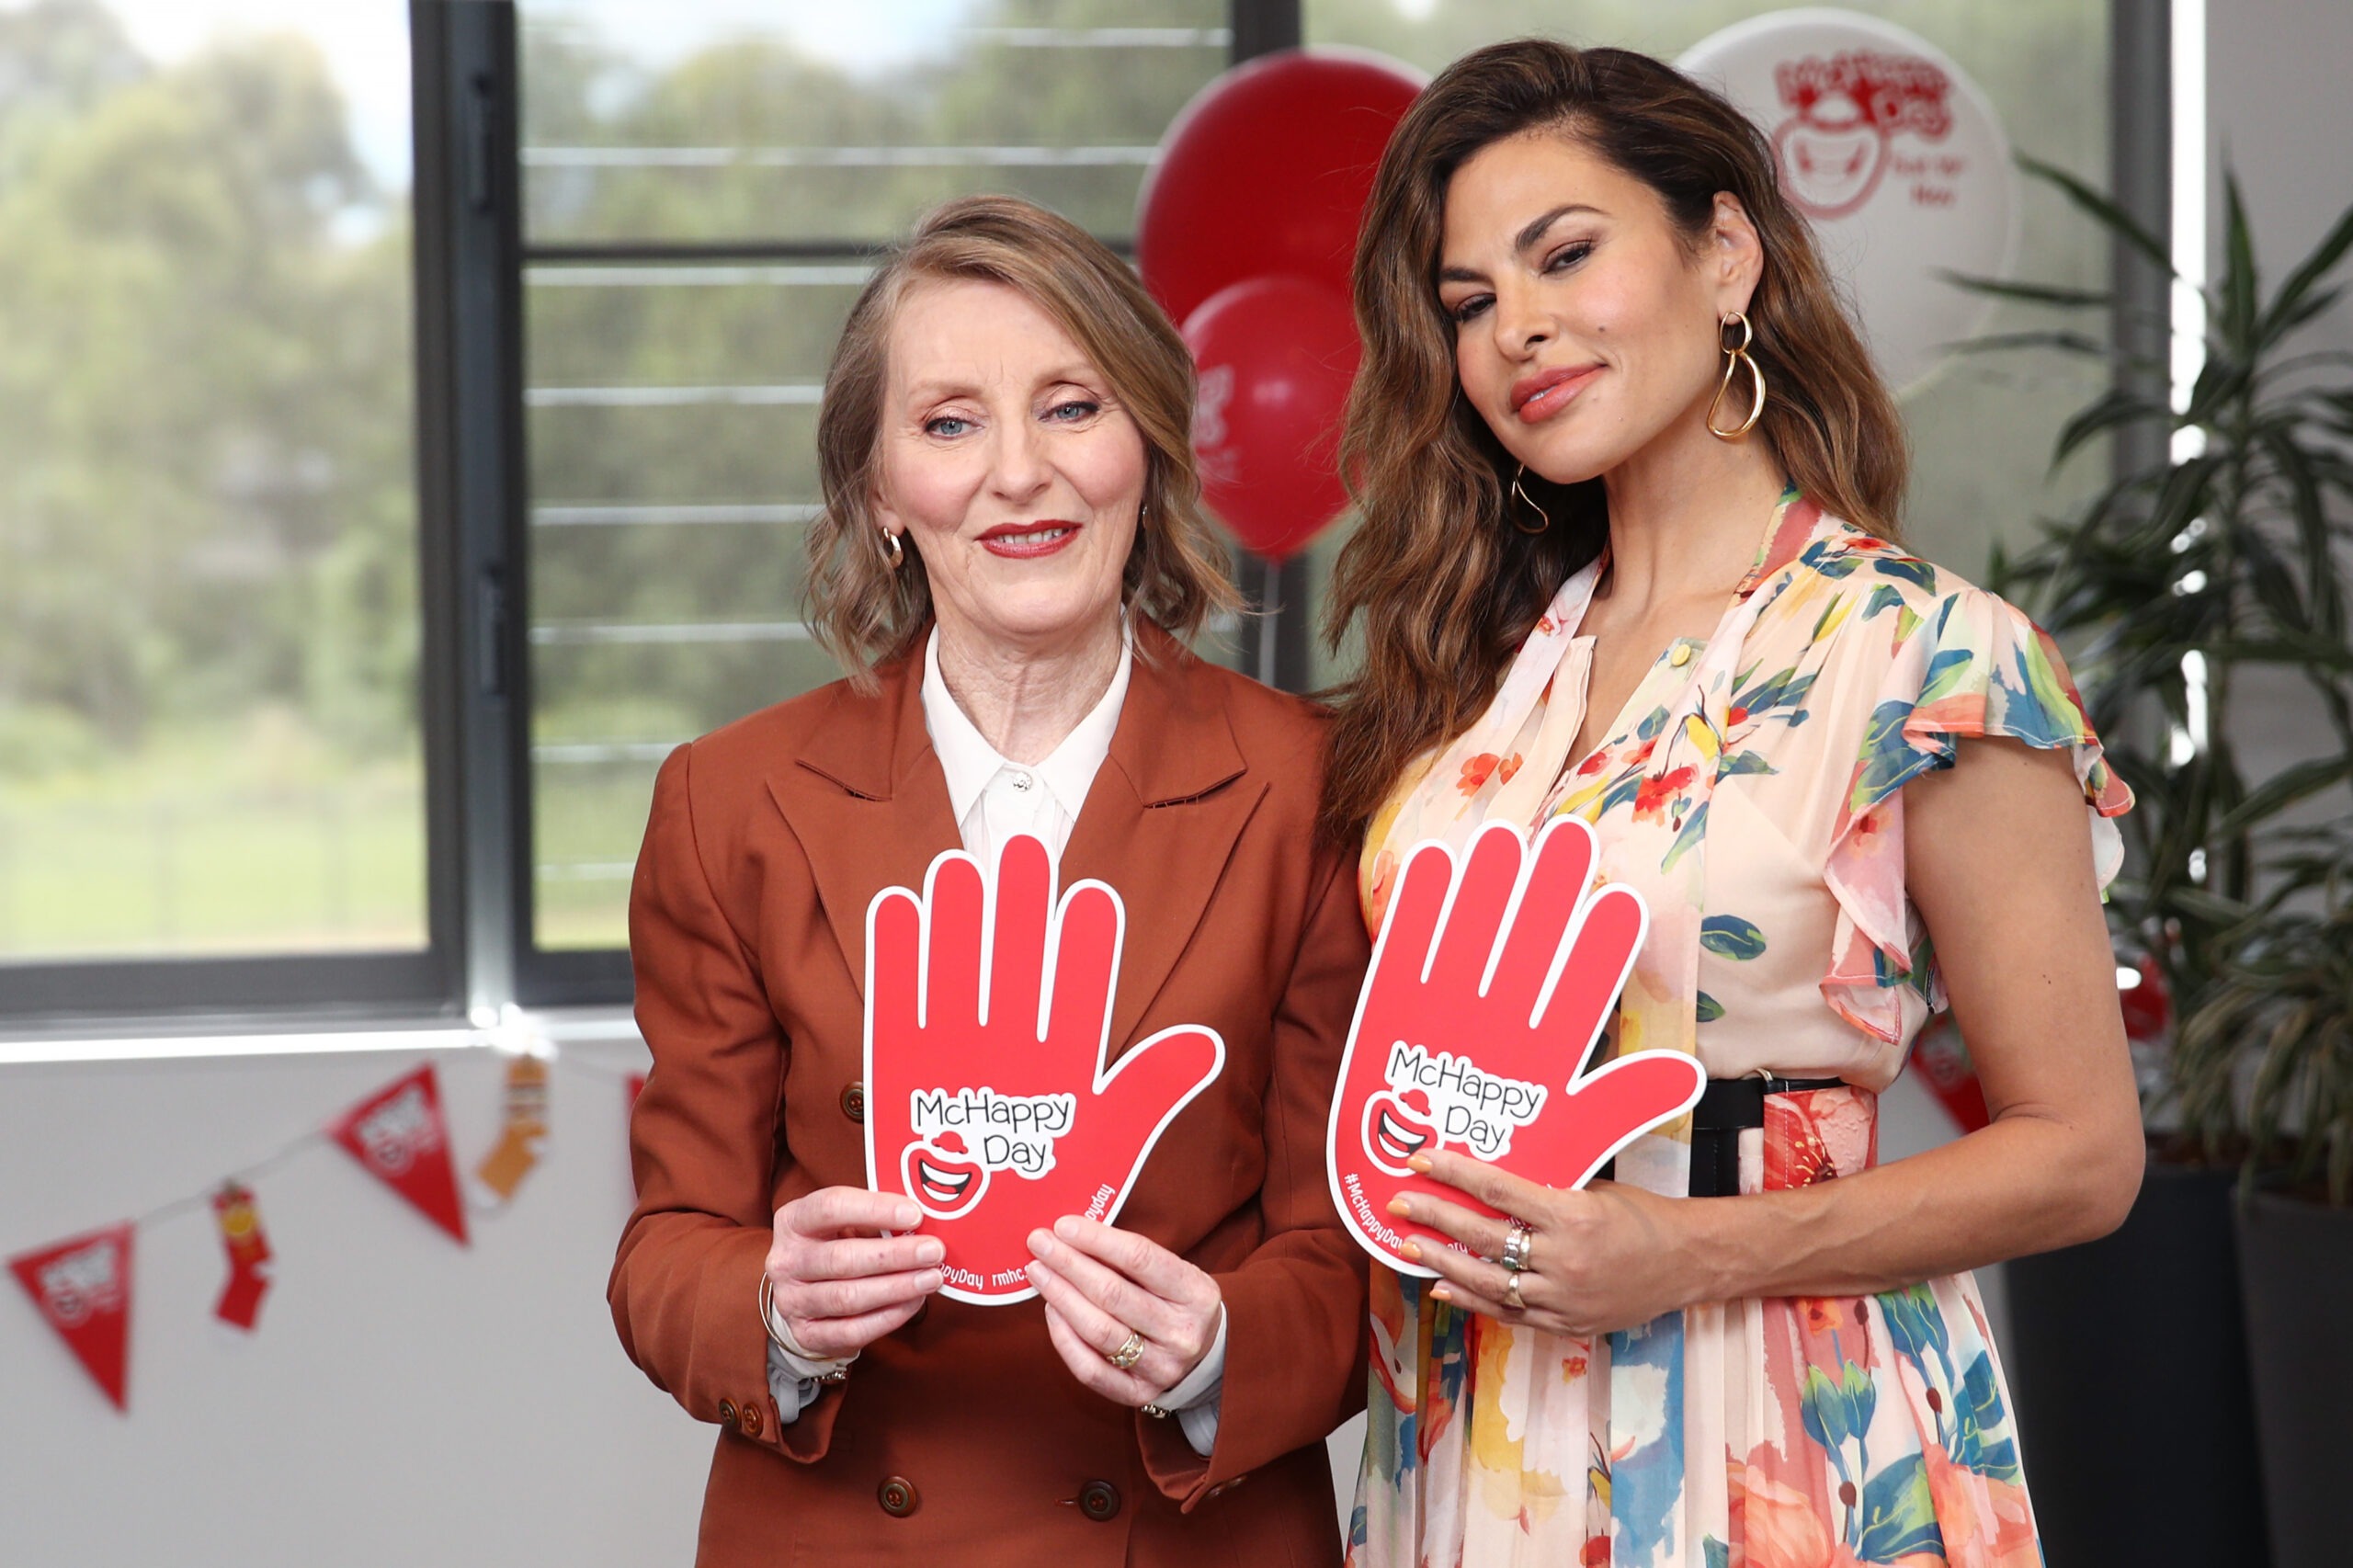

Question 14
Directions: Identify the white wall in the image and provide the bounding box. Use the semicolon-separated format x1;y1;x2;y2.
0;1036;710;1565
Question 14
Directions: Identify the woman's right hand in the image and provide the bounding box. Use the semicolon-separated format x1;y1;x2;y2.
764;1187;945;1358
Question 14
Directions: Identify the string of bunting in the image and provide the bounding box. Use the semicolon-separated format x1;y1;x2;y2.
14;1011;2015;1413
6;1050;648;1412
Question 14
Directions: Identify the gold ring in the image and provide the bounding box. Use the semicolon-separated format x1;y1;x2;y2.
1107;1329;1146;1370
1501;1218;1534;1273
1504;1271;1526;1313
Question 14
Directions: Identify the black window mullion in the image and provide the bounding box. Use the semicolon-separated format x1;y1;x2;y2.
428;0;537;1017
1226;0;1313;694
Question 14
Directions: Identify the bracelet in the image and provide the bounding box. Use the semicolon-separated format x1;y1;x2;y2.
757;1272;855;1384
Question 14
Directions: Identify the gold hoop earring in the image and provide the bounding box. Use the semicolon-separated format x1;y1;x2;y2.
879;528;905;572
1708;312;1768;439
1509;462;1552;536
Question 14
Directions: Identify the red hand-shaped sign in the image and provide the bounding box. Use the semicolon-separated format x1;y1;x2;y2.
864;835;1226;1304
1327;817;1706;1275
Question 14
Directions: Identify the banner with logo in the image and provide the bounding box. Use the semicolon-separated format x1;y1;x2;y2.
1326;818;1705;1275
326;1063;470;1244
864;835;1225;1304
1679;9;2019;394
9;1222;135;1410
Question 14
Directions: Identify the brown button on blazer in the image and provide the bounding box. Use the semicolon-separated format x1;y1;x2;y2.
611;624;1372;1568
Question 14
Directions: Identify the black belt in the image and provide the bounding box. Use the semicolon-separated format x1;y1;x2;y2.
1596;1076;1846;1197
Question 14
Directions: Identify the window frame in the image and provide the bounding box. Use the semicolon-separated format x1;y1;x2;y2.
0;0;2175;1029
494;0;1312;1006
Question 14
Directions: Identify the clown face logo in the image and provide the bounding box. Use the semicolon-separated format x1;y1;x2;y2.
1770;50;1954;219
353;1084;440;1176
902;1132;988;1219
1361;1087;1437;1176
39;1239;122;1327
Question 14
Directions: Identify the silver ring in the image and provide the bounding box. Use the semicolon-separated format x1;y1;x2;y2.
1503;1271;1526;1313
1106;1329;1145;1370
1501;1218;1534;1273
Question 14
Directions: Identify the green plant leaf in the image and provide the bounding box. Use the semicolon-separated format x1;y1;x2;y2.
2211;755;2353;840
2222;171;2261;347
1939;329;2114;359
2052;387;2169;470
2019;153;2173;274
1938;272;2113;310
2259;196;2353;347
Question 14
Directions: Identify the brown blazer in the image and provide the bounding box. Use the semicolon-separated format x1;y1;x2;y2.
611;625;1372;1568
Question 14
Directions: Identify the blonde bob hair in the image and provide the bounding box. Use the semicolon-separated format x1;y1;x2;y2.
803;195;1240;682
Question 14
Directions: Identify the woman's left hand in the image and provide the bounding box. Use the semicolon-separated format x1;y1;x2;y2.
1025;1216;1222;1408
1389;1148;1711;1336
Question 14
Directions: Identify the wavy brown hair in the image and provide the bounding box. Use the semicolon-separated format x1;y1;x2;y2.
1322;40;1907;837
805;196;1239;682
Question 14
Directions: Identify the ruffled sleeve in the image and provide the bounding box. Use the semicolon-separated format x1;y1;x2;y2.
1819;582;2133;1043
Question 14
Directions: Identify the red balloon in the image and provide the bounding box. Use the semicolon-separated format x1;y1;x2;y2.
1138;49;1426;330
1183;275;1360;563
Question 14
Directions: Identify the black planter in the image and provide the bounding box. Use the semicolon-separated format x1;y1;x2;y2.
2003;1157;2270;1568
2234;1189;2353;1568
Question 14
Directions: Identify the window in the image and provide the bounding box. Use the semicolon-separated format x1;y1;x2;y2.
0;0;453;1017
0;0;2162;1028
509;1;1233;992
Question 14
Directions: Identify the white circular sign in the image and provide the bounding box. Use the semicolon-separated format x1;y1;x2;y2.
1678;9;2018;394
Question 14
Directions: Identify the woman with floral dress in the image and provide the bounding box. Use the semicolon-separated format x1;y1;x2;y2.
1321;41;2143;1568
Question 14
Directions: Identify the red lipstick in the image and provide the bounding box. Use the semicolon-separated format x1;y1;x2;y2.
977;520;1083;559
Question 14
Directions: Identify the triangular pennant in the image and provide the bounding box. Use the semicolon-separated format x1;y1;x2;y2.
211;1182;274;1331
327;1064;469;1244
9;1222;134;1410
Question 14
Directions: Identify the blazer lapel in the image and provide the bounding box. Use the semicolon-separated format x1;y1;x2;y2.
1060;629;1263;1056
766;651;961;992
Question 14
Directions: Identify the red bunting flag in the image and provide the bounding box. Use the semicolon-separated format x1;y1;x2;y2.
211;1183;273;1331
9;1222;134;1410
327;1063;470;1244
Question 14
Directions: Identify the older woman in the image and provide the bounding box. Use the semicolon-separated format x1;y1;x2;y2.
611;195;1370;1567
1323;42;2143;1568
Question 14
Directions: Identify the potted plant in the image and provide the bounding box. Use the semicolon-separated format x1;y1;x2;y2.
2178;823;2353;1568
1952;163;2353;1568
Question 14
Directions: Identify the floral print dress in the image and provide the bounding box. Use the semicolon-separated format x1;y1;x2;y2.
1347;494;2132;1568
